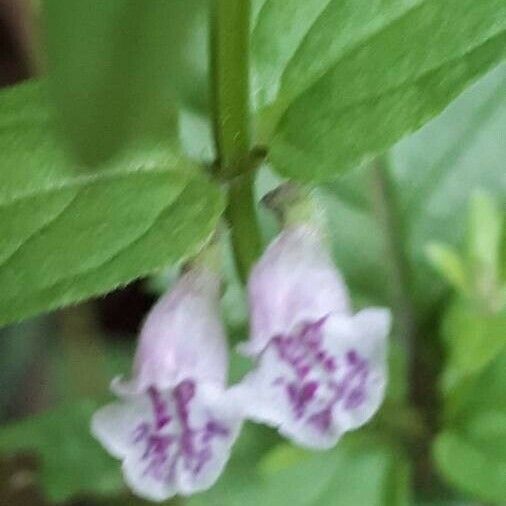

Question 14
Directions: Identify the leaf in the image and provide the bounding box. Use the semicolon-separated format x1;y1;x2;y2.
468;192;504;306
441;300;506;401
251;0;332;109
394;64;506;308
434;431;506;505
434;349;506;503
469;192;503;278
426;244;468;294
0;399;123;502
44;0;210;165
258;435;410;506
191;433;410;506
254;0;506;181
321;65;506;311
0;81;224;326
443;339;506;430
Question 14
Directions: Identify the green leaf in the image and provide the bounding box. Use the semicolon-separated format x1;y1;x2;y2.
468;192;504;306
251;0;331;109
44;0;210;165
426;243;468;294
0;399;123;502
254;0;506;181
444;341;506;429
0;81;224;326
434;431;506;505
259;435;410;506
440;299;506;399
393;64;506;307
469;192;503;278
435;349;506;503
322;65;506;312
191;433;410;506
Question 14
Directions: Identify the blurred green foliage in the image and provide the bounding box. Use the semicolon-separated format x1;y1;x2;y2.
44;0;209;165
0;1;504;505
0;399;124;503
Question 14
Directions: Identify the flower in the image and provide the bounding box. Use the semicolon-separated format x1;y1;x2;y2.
236;225;390;449
91;267;242;502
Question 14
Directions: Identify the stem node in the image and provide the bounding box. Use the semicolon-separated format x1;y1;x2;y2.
210;0;262;280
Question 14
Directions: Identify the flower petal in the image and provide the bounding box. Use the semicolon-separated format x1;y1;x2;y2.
236;310;390;449
93;381;241;501
91;395;151;460
323;309;390;432
241;225;351;356
114;268;228;396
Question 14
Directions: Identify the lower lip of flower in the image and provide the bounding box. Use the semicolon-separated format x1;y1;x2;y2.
268;318;370;434
132;381;231;483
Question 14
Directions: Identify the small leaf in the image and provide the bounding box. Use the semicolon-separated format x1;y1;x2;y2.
426;243;468;294
0;81;224;325
468;191;503;303
255;0;506;181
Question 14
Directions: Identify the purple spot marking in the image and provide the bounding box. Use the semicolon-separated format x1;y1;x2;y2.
346;350;359;365
148;386;172;429
132;381;230;484
308;350;369;431
324;357;336;372
268;317;370;433
308;408;332;432
287;381;319;419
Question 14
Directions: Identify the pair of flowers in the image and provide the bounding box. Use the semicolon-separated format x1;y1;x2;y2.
91;221;391;502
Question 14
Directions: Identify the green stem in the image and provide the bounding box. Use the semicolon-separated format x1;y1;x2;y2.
211;0;251;175
372;155;443;493
226;173;263;281
211;0;262;281
371;155;417;361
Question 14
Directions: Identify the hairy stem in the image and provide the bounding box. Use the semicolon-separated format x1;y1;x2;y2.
210;0;262;281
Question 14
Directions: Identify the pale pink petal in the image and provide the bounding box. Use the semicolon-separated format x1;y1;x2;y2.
93;381;241;502
113;268;228;396
91;395;151;459
236;309;390;449
240;225;351;356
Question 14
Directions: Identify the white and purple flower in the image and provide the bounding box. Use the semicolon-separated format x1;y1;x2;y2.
91;267;242;502
235;225;390;449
